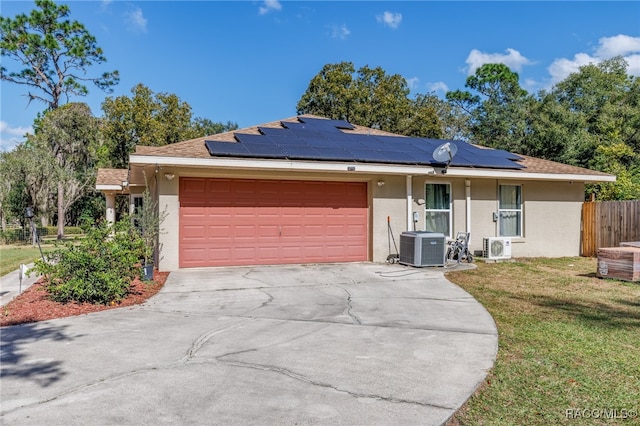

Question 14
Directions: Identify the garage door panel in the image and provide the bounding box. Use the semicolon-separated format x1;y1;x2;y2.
180;178;367;267
182;225;207;240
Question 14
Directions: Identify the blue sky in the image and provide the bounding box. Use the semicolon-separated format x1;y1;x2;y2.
2;1;639;151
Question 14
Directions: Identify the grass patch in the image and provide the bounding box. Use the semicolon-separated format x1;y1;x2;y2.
0;245;51;277
446;257;640;425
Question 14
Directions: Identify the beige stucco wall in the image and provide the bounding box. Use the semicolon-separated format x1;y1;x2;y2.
371;175;408;262
405;176;584;258
514;180;585;257
151;165;585;270
459;179;585;257
157;172;180;271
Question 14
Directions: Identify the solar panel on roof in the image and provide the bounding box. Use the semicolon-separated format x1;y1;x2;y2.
281;145;321;159
312;147;353;161
449;157;475;167
298;117;355;130
208;118;525;169
274;137;309;146
377;150;421;164
234;133;275;145
345;148;390;162
258;127;297;138
205;141;250;156
301;136;344;148
470;156;524;169
280;121;309;131
243;143;286;157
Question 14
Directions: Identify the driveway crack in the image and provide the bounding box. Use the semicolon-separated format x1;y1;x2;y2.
338;286;361;325
241;288;274;316
216;358;454;411
178;320;250;364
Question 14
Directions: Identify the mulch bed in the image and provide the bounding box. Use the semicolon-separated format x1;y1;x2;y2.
0;271;169;327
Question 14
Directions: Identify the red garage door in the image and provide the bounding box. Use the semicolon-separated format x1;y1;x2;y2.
179;178;368;267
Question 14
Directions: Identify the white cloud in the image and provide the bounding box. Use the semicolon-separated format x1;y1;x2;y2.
595;34;640;58
625;53;640;76
547;34;640;84
0;121;33;152
465;48;532;75
548;53;596;84
376;11;402;29
406;77;419;91
125;7;147;33
330;24;350;40
259;0;282;15
426;82;449;94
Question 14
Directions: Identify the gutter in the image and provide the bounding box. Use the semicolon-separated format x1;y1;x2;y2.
444;167;616;183
129;155;437;176
129;155;616;183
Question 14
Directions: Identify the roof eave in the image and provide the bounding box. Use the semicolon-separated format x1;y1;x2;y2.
129;154;615;182
445;167;616;182
129;154;437;175
96;184;125;191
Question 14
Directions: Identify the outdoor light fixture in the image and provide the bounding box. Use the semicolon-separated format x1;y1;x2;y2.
164;173;175;181
121;180;129;188
377;180;386;187
347;166;356;171
25;207;34;219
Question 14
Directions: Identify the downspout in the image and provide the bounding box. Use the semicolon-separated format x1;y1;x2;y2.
465;179;471;243
406;175;413;231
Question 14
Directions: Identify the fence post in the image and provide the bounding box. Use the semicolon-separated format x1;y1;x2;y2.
581;201;596;257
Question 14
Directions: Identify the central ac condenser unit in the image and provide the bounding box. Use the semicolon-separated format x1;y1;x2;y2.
399;232;446;267
483;237;512;260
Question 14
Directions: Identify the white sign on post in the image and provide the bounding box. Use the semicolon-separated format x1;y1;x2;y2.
19;263;27;294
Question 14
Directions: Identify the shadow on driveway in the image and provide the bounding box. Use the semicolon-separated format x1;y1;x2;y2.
1;323;72;387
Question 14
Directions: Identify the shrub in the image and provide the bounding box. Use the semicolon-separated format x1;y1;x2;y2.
44;226;83;235
31;220;145;305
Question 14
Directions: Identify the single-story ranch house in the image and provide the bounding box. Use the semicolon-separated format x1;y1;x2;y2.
96;115;615;271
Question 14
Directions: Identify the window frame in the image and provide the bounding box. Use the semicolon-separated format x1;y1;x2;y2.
424;181;452;238
498;184;523;238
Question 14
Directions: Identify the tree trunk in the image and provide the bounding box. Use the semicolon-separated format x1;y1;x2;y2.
31;220;37;246
57;181;65;240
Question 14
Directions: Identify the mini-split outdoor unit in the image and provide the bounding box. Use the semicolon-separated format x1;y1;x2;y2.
399;231;446;267
483;237;512;260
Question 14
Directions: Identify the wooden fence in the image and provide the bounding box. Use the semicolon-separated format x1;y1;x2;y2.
581;200;640;256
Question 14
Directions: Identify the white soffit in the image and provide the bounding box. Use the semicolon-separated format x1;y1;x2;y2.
129;155;436;175
96;184;123;191
129;155;615;182
445;167;616;183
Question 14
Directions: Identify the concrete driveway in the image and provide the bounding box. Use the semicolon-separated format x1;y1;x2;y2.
1;263;497;425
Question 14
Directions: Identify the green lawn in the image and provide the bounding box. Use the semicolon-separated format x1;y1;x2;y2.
446;257;640;425
0;245;51;277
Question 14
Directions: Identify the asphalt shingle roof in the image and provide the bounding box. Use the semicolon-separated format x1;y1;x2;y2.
131;114;611;178
96;168;129;186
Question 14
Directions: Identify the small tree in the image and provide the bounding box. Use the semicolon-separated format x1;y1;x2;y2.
1;0;119;110
134;184;167;267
